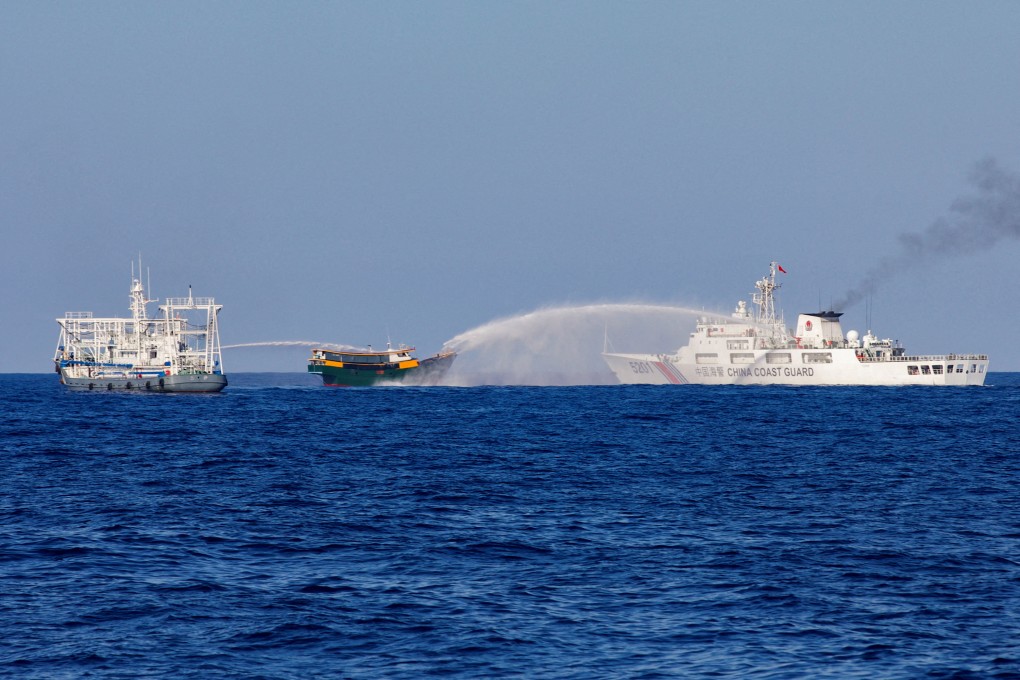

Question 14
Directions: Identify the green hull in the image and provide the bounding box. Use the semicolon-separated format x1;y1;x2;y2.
308;352;455;387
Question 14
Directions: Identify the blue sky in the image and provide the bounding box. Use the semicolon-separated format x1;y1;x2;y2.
3;1;1019;375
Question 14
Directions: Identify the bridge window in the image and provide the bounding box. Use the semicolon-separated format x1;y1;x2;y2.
907;365;919;375
731;353;754;364
933;365;944;375
766;353;791;364
342;354;385;364
726;340;749;350
696;353;718;364
802;352;832;364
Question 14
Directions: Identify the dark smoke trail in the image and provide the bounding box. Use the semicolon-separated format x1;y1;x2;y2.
834;157;1020;310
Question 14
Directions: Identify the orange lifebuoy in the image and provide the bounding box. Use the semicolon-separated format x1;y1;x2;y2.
164;369;170;375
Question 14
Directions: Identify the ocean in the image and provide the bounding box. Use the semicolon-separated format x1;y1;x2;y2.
2;373;1019;678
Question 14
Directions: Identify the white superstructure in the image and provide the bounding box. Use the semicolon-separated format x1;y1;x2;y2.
603;262;989;386
54;265;227;392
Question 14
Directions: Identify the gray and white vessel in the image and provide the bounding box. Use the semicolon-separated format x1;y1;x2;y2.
54;265;227;392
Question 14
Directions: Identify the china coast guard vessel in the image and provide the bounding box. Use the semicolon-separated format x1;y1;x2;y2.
54;267;227;392
603;262;989;386
308;344;456;387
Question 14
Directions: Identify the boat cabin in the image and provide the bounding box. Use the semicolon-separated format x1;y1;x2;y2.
310;347;417;367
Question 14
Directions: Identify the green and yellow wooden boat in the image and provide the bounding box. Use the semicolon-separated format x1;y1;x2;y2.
307;344;456;387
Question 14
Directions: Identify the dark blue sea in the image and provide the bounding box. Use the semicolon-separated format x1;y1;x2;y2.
3;373;1020;679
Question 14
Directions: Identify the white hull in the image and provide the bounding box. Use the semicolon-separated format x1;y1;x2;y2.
604;350;989;386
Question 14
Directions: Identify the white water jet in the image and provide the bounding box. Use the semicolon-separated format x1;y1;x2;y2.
222;340;364;351
440;302;716;386
218;304;727;384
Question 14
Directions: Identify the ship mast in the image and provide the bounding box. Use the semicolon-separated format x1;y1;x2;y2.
129;256;153;322
752;261;786;345
129;257;156;360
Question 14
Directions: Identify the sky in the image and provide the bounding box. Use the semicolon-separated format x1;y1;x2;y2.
3;1;1020;376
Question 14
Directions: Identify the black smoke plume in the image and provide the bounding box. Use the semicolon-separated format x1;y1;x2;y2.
834;157;1020;310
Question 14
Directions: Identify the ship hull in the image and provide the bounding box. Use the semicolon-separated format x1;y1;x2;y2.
309;352;455;387
59;370;227;392
603;350;989;386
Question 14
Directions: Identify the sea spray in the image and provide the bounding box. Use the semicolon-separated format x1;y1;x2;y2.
440;303;717;386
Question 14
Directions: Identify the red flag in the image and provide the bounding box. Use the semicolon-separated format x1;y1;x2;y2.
777;264;787;273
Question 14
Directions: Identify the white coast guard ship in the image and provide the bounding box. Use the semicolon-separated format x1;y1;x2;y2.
54;266;227;392
603;262;989;386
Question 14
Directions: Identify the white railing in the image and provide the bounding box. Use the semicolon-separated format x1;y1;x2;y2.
165;297;216;306
860;353;988;363
890;354;987;362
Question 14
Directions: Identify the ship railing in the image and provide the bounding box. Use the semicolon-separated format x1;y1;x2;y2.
63;311;94;318
164;297;217;306
859;353;988;363
896;354;987;362
61;360;135;369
